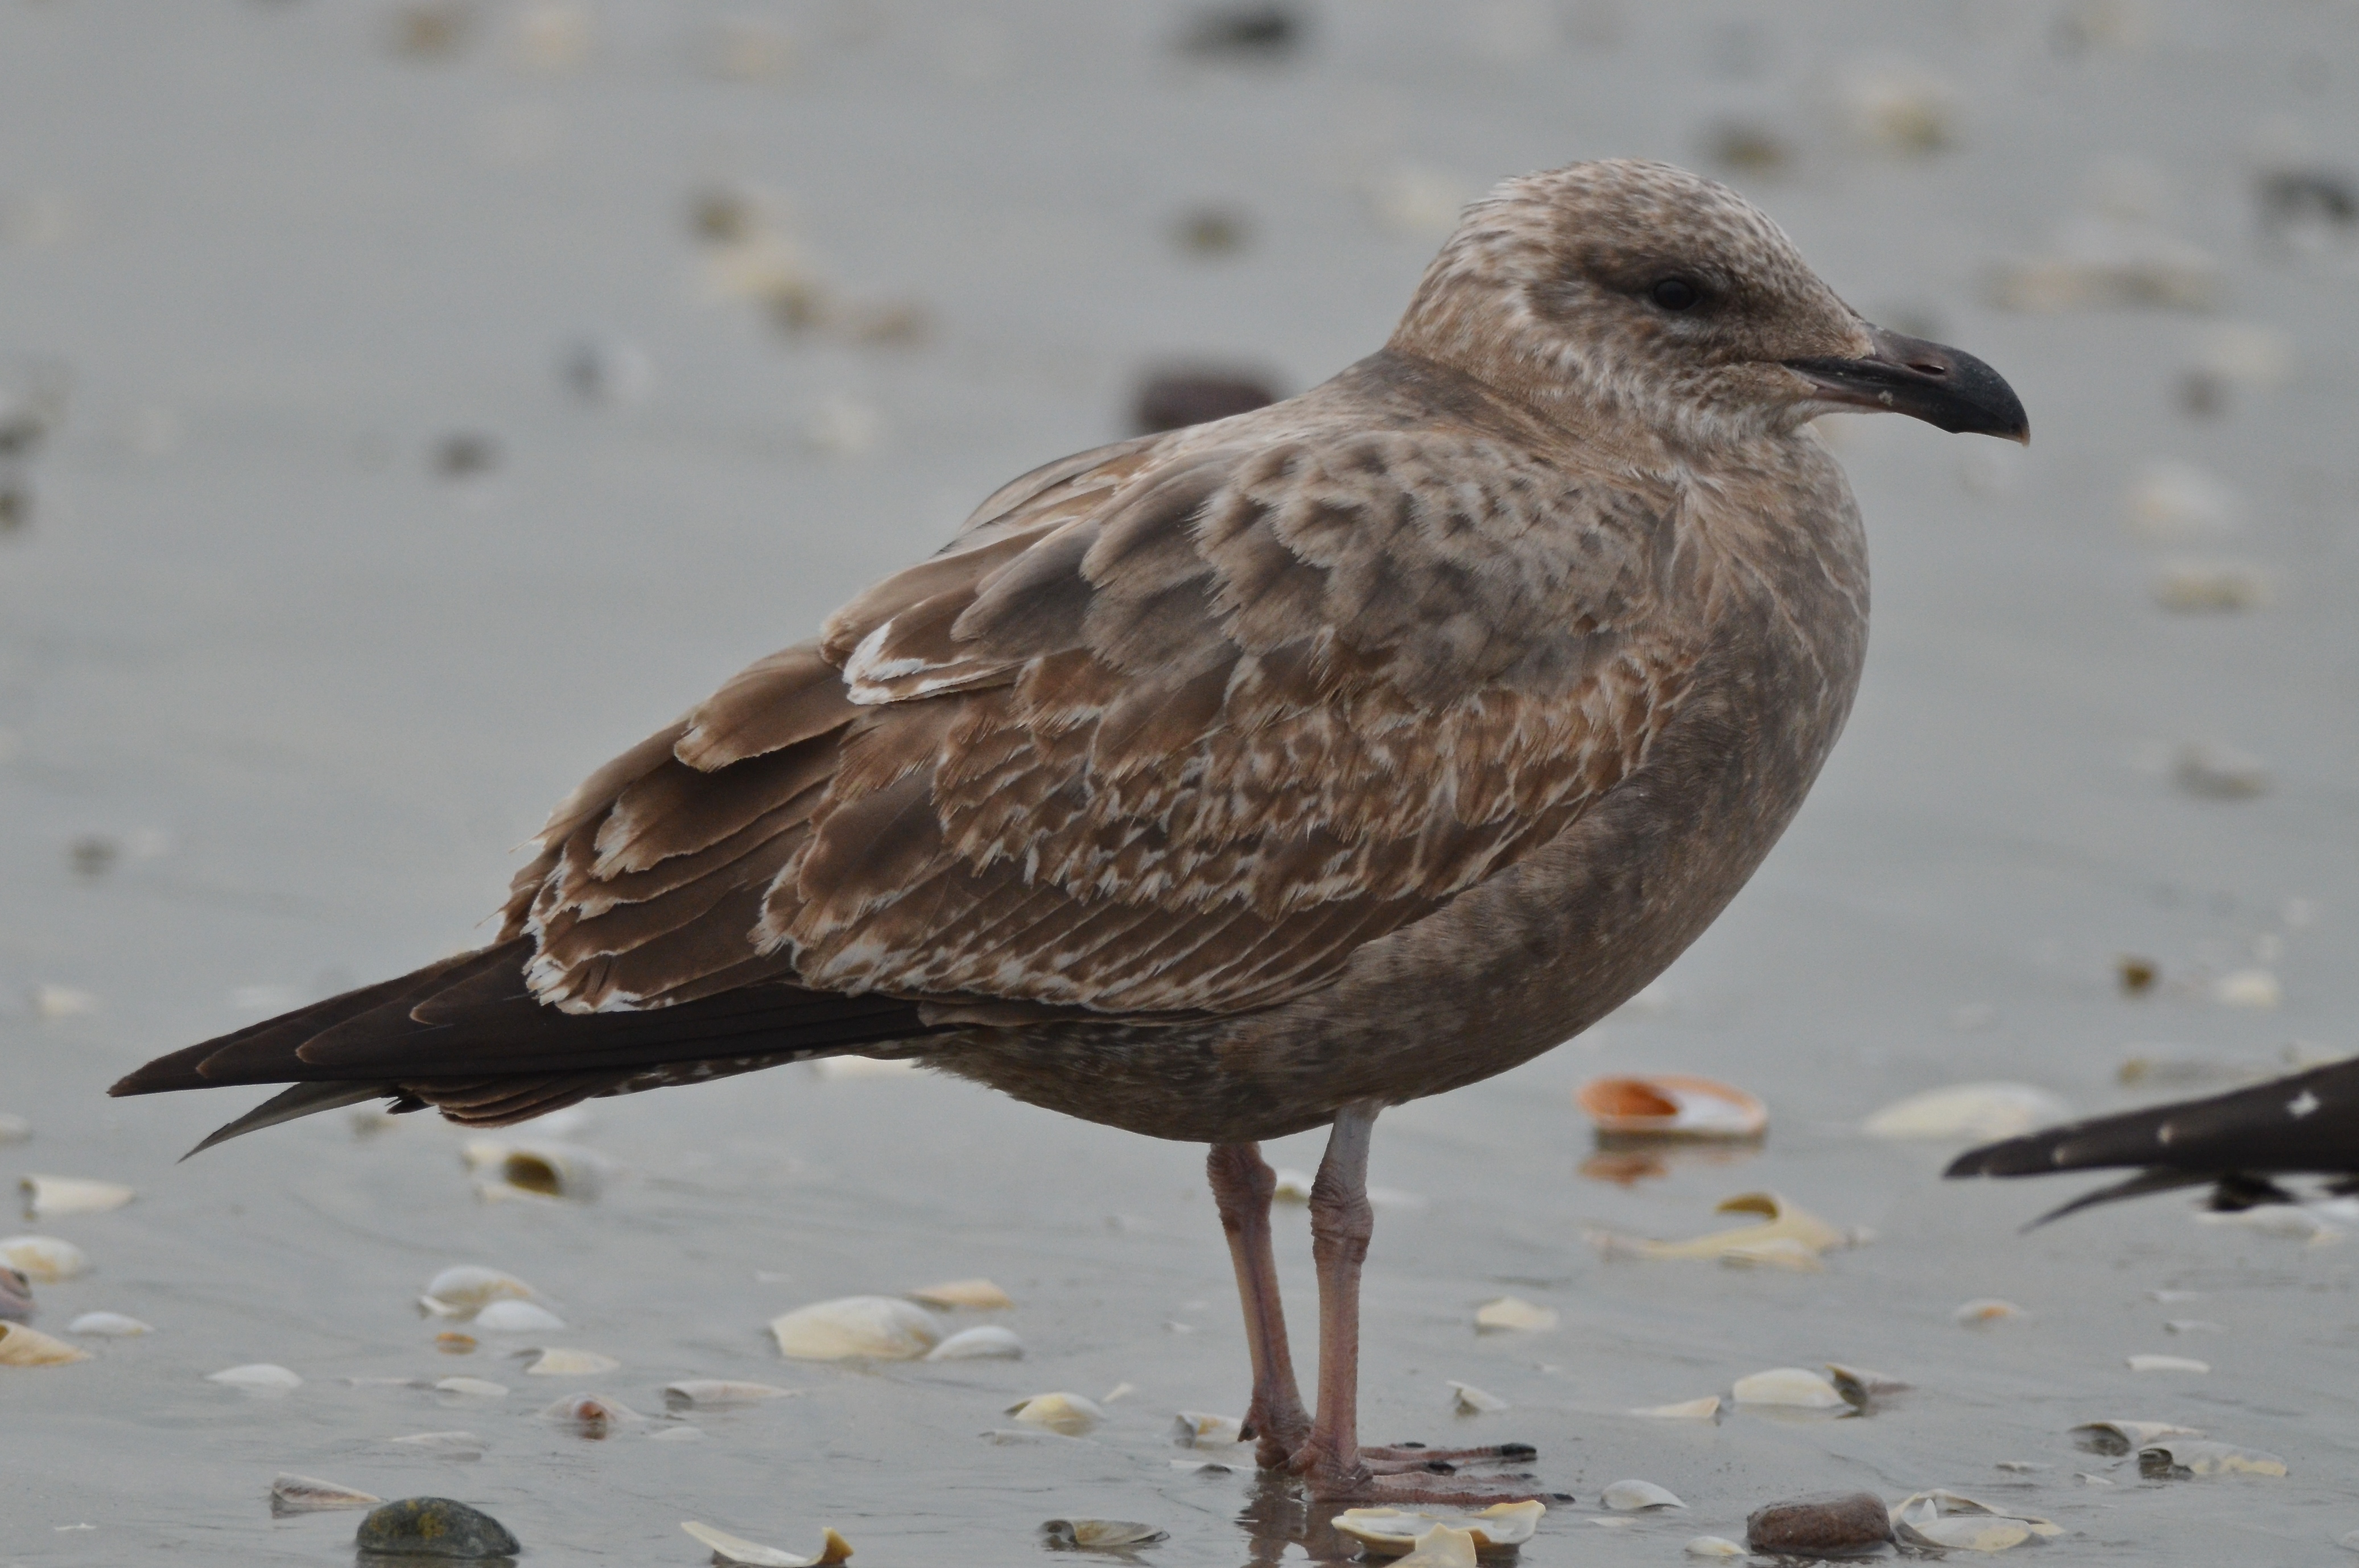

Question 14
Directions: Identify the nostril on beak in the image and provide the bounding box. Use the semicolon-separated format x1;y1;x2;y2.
1910;359;1948;377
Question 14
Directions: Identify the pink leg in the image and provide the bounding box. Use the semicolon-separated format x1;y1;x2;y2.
1207;1141;1312;1467
1289;1103;1544;1504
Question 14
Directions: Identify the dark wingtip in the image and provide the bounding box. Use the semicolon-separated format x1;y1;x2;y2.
178;1083;390;1160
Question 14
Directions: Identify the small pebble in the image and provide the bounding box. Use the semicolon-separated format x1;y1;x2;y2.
2117;955;2159;994
1745;1491;1895;1556
354;1497;520;1558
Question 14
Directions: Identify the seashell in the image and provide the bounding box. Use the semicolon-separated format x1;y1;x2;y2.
208;1363;301;1389
1862;1083;2069;1141
1890;1489;2062;1552
1732;1367;1847;1409
923;1324;1023;1361
385;1430;485;1458
542;1392;644;1437
347;1376;428;1389
0;1266;34;1323
1955;1298;2026;1326
1685;1537;1747;1558
434;1376;509;1397
0;1321;90;1365
465;1140;614;1200
519;1347;618;1376
906;1277;1012;1310
2126;1353;2209;1373
680;1520;853;1567
2153;560;2270;613
1602;1479;1684;1511
357;1497;519;1558
2165;1318;2224;1334
2211;967;2281;1006
1631;1396;1722;1420
2072;1420;2203;1455
770;1295;942;1360
1007;1391;1106;1437
0;1112;28;1144
66;1311;151;1337
1587;1191;1854;1264
0;1234;90;1282
419;1265;536;1317
1718;1236;1824;1271
981;1426;1089;1445
665;1380;798;1410
472;1299;567;1334
30;984;97;1019
1173;1410;1246;1447
19;1174;133;1218
1392;1525;1478;1567
1447;1380;1507;1414
2137;1439;2287;1479
1099;1379;1133;1403
1331;1500;1545;1556
1576;1074;1766;1140
1474;1295;1557;1332
268;1473;382;1515
1271;1167;1315;1201
1040;1519;1168;1549
1826;1363;1910;1409
435;1332;477;1354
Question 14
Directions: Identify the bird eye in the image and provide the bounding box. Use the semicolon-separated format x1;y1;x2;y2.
1649;277;1701;312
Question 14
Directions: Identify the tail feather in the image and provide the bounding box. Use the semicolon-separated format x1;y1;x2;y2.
182;1082;398;1160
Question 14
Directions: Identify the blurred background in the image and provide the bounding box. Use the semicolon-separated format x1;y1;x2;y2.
2;3;2356;1564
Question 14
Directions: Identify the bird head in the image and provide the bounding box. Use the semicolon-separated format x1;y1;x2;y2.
1391;158;2028;452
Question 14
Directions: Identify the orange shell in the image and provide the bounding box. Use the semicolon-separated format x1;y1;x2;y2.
1576;1074;1767;1141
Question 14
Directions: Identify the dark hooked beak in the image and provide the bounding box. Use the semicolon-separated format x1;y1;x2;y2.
1784;325;2030;443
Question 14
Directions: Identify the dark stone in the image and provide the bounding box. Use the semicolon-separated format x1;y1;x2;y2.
354;1498;521;1559
1132;370;1280;435
0;1266;33;1323
1745;1491;1894;1557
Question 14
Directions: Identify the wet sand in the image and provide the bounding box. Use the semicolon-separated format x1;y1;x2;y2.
3;3;2357;1563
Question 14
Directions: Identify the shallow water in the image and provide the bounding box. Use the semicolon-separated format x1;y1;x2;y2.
3;3;2357;1563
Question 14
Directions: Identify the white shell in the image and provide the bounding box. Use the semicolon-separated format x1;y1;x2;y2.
923;1324;1022;1361
1862;1083;2070;1141
1271;1167;1315;1201
1587;1191;1854;1264
1891;1490;2063;1551
65;1311;151;1337
269;1473;382;1513
1447;1380;1507;1414
1173;1410;1246;1448
2126;1353;2209;1373
665;1380;798;1410
473;1299;567;1333
19;1175;134;1217
2211;966;2282;1005
769;1295;942;1360
1731;1367;1847;1409
906;1277;1012;1310
1602;1479;1684;1511
208;1362;302;1389
0;1321;90;1365
0;1235;90;1282
1630;1396;1721;1420
680;1520;853;1567
434;1377;509;1397
385;1430;485;1457
1331;1501;1545;1555
1041;1520;1168;1549
1474;1296;1557;1332
1006;1391;1105;1436
420;1266;536;1316
1955;1298;2026;1326
1685;1538;1747;1559
521;1347;619;1376
1576;1074;1767;1138
2138;1439;2287;1478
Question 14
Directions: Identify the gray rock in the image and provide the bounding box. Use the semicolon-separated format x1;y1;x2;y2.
1745;1491;1894;1556
355;1498;520;1559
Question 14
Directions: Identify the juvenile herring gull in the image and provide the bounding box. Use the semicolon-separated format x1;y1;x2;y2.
114;160;2027;1502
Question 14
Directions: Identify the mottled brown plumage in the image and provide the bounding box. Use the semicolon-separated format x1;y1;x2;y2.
114;159;2026;1500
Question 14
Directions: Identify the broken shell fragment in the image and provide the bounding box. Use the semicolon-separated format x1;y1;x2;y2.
0;1234;90;1282
19;1174;134;1218
542;1392;643;1437
906;1277;1012;1310
419;1266;535;1318
664;1380;797;1410
1587;1191;1854;1264
1684;1538;1746;1559
471;1299;566;1333
384;1431;485;1458
770;1295;943;1361
1448;1380;1508;1414
923;1324;1023;1361
1826;1363;1910;1409
1173;1410;1247;1447
1602;1479;1685;1511
1862;1082;2069;1141
207;1362;301;1389
2137;1439;2287;1478
1890;1490;2063;1552
433;1377;508;1397
0;1321;90;1365
519;1347;618;1376
434;1332;477;1354
681;1521;852;1567
1577;1074;1766;1140
65;1311;151;1336
1474;1295;1558;1332
1956;1298;2026;1326
1631;1396;1722;1420
1041;1519;1169;1549
2127;1354;2209;1373
1331;1500;1545;1556
1733;1367;1847;1410
1007;1391;1105;1436
0;1266;34;1323
269;1473;383;1515
2073;1420;2203;1455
